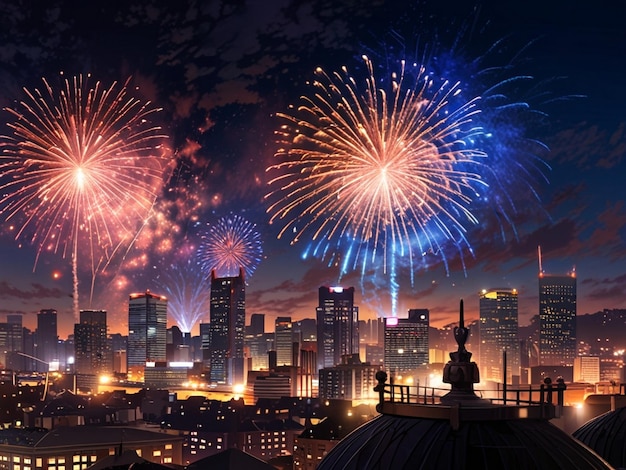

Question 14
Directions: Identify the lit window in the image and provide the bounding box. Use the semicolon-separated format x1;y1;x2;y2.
165;444;172;450
153;451;161;457
73;456;80;463
14;456;21;463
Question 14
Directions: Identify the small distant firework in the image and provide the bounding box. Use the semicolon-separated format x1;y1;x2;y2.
197;214;263;279
0;74;171;317
266;55;486;277
159;258;210;333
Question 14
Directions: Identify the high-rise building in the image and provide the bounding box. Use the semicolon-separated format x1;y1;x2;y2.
1;315;24;370
539;271;577;366
74;309;110;375
479;289;520;384
316;286;359;373
127;290;168;379
248;313;265;336
209;269;246;385
384;309;429;375
35;309;58;371
275;317;294;366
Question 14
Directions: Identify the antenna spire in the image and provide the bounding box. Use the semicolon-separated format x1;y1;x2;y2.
538;245;543;276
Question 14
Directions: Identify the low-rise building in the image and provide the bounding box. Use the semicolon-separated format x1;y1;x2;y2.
0;426;183;470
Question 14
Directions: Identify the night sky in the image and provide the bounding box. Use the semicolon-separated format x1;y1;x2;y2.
0;0;624;338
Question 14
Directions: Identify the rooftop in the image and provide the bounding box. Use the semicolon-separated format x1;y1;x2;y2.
317;300;612;470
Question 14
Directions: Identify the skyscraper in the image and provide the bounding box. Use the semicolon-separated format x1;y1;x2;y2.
248;313;265;336
275;316;294;366
384;309;430;375
209;269;246;385
36;309;58;371
479;289;520;384
539;271;577;366
127;290;168;378
316;286;359;372
74;309;110;375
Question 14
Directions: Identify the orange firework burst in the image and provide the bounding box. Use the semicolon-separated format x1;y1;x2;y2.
266;55;486;273
0;74;172;316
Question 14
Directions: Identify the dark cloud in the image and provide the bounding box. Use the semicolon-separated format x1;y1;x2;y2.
0;281;68;301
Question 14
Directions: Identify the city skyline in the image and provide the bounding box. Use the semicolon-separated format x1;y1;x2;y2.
0;1;624;338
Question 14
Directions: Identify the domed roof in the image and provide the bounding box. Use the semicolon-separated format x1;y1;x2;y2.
318;411;610;469
318;300;611;470
573;406;626;468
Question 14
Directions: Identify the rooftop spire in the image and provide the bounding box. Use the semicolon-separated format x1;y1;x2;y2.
441;299;490;405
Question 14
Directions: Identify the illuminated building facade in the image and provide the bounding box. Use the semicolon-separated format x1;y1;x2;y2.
539;272;577;366
383;309;430;375
0;426;182;469
0;315;24;370
318;354;379;400
316;286;359;373
74;309;110;375
127;290;168;378
209;269;246;385
479;289;520;384
275;316;294;366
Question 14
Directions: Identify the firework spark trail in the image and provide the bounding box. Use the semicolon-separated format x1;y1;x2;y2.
159;258;210;333
197;214;263;279
0;74;171;318
266;55;488;287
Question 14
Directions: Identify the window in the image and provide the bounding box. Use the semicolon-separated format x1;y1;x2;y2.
153;451;161;457
163;457;172;464
165;444;172;450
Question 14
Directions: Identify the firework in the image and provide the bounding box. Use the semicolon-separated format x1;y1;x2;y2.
0;74;171;317
266;55;488;279
159;258;210;333
197;214;263;279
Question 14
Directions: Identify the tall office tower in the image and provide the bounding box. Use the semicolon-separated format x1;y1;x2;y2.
384;309;430;375
479;289;520;384
127;290;168;379
316;286;359;372
209;269;246;385
74;309;110;375
248;313;265;336
1;315;24;370
539;270;577;366
36;309;58;371
275;317;294;366
5;314;23;352
199;322;211;370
